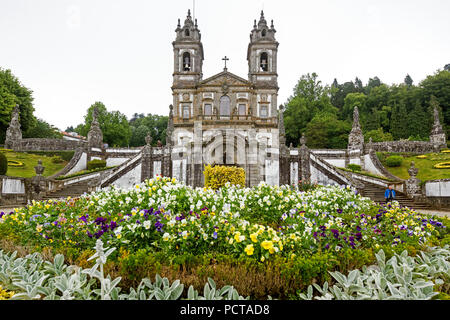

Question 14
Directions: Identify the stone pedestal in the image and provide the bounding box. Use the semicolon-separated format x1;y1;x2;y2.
405;161;421;198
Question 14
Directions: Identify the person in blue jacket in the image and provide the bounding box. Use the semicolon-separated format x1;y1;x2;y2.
385;185;396;203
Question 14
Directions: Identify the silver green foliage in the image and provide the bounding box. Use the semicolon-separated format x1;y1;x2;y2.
299;245;450;300
0;239;249;300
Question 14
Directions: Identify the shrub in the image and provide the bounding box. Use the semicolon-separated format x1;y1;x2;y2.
385;155;403;167
87;159;106;171
347;164;361;172
203;164;245;190
0;152;7;175
51;156;64;164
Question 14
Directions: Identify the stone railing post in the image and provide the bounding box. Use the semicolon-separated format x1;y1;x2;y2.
31;160;47;200
405;161;422;200
299;133;311;184
141;134;153;182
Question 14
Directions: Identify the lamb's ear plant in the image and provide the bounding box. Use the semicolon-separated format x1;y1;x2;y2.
298;246;450;300
81;239;121;300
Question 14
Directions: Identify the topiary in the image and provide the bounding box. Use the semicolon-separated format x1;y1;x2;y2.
347;164;362;172
385;155;403;167
203;164;245;190
87;159;106;171
0;152;7;175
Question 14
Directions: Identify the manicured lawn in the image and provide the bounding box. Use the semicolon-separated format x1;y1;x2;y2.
377;151;450;181
1;150;68;178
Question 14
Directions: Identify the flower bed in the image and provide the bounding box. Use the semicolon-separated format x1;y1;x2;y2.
0;177;448;299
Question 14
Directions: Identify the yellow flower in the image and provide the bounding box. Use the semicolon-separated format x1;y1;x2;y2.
228;238;234;245
117;234;122;239
290;253;296;259
250;233;258;243
261;240;273;251
244;244;254;256
260;256;265;262
36;225;43;233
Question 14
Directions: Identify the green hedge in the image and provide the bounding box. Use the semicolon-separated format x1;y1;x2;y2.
0;152;7;175
87;159;106;171
25;151;75;162
347;164;361;172
385;155;403;167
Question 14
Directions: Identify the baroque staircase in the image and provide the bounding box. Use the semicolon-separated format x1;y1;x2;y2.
41;180;90;201
361;181;432;211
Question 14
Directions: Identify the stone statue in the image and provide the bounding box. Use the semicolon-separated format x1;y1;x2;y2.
87;107;104;149
347;106;364;151
4;104;22;150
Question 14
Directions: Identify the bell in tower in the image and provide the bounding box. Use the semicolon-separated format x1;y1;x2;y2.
247;11;279;86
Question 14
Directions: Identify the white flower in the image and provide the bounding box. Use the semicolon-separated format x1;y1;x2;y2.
143;220;151;230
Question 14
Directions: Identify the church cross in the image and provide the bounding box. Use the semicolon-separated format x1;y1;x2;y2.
222;56;229;70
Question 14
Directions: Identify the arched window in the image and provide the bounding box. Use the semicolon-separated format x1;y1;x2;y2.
261;29;267;37
260;52;268;71
183;52;191;71
219;96;231;116
185;29;190;37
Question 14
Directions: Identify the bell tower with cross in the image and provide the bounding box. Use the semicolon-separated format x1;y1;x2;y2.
172;9;204;86
247;10;279;87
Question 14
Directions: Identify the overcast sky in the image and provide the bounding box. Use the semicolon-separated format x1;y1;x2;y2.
1;0;449;130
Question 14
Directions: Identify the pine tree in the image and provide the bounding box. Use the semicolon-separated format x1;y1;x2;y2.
390;102;408;140
407;100;427;139
404;74;413;86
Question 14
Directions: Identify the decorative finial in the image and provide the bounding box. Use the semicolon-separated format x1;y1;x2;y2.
271;20;274;28
177;18;181;28
300;133;306;146
187;9;191;17
253;19;257;28
145;133;152;146
34;160;45;176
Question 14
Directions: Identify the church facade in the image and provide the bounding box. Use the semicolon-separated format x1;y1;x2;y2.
168;10;285;187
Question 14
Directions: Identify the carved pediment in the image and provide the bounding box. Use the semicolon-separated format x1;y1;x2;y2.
200;71;252;88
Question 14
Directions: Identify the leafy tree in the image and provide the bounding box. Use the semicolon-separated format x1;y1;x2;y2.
75;102;131;147
364;127;393;142
0;68;35;143
342;92;367;122
128;113;168;146
24;118;62;139
420;70;450;137
407;100;427;139
365;76;381;94
304;112;351;149
390;102;408;140
284;73;337;146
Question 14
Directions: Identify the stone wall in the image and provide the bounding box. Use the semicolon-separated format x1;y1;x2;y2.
17;138;86;151
366;141;441;154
